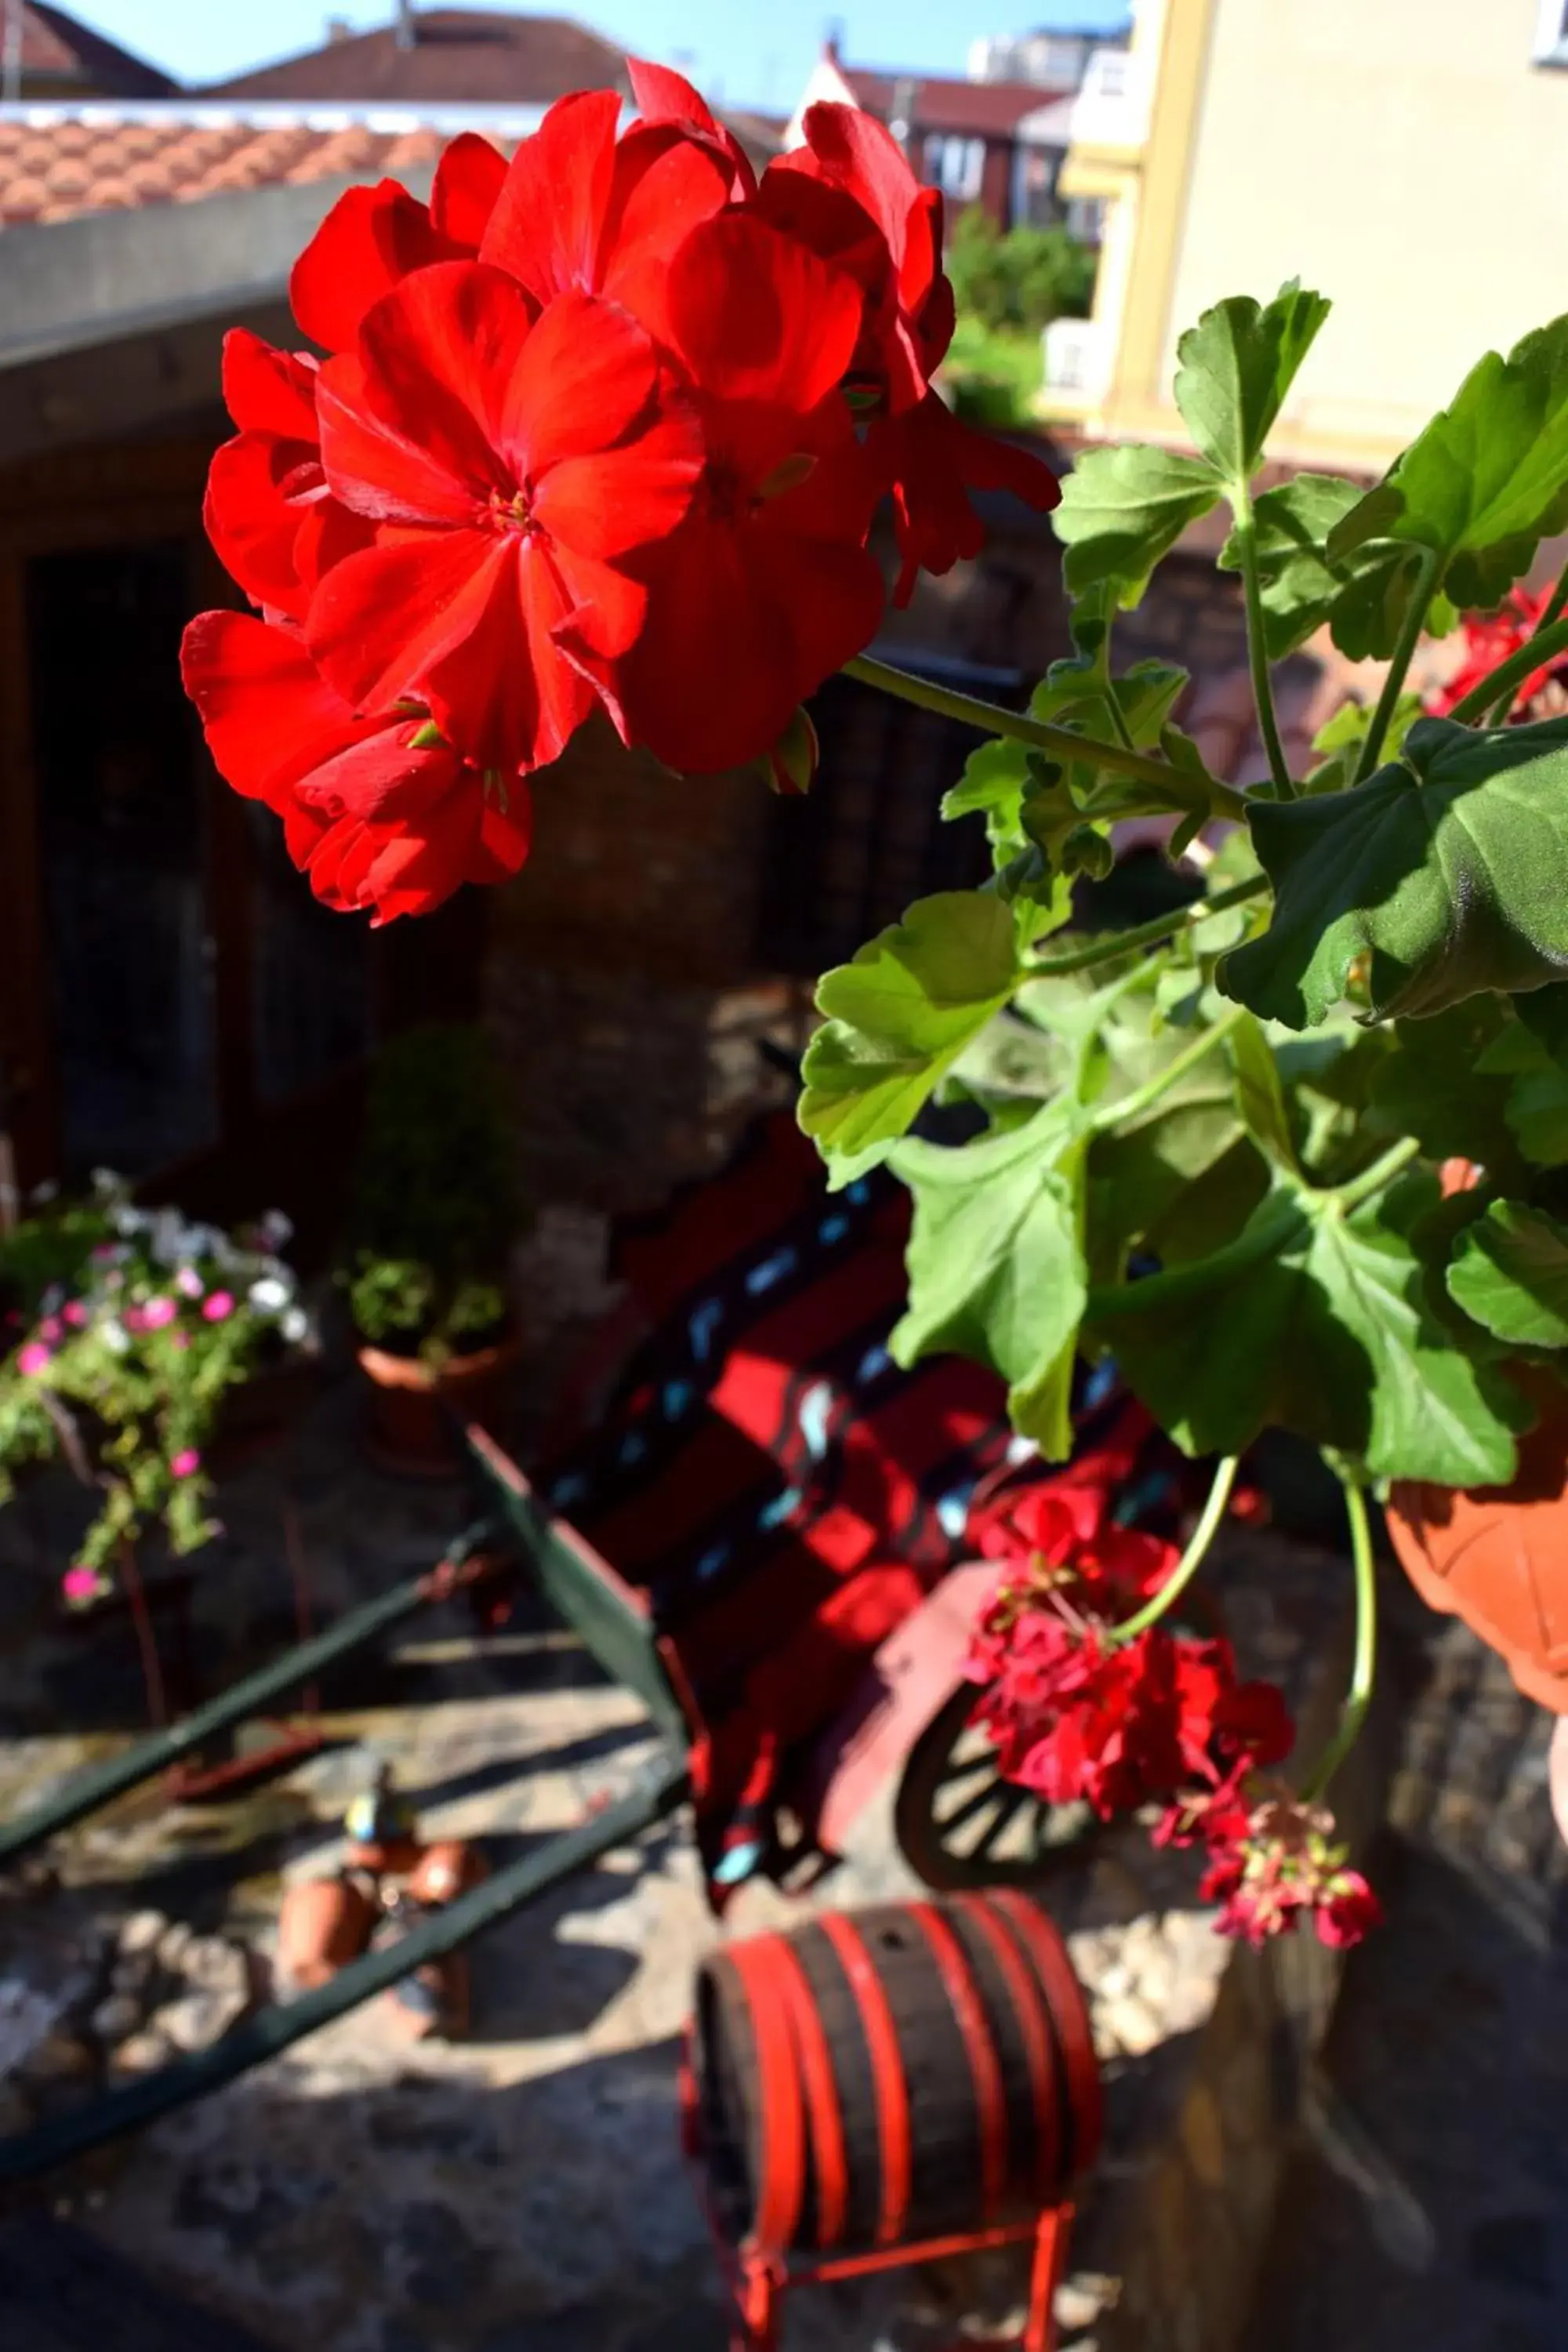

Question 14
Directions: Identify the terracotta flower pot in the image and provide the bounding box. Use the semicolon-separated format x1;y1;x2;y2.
278;1872;376;1989
356;1331;520;1477
1386;1394;1568;1713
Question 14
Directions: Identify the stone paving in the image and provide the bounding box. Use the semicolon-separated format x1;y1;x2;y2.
0;1368;1384;2351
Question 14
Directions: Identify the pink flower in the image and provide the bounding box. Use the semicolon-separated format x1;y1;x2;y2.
169;1449;201;1479
175;1267;205;1299
61;1565;101;1605
202;1290;235;1323
39;1316;63;1344
16;1341;52;1377
141;1296;178;1330
63;1301;89;1328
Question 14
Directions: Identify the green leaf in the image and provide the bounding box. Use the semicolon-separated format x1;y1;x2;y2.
1217;473;1364;659
1328;314;1568;633
890;1107;1089;1457
1172;281;1331;486
1228;1011;1300;1171
1053;441;1221;600
1310;685;1425;775
1219;713;1568;1029
1447;1200;1568;1348
1092;1173;1528;1483
800;894;1022;1184
1365;1000;1519;1167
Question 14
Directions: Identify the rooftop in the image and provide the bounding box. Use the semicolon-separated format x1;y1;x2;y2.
840;65;1073;137
201;8;630;105
7;1;174;98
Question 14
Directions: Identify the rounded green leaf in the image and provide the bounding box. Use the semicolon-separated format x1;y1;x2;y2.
1447;1200;1568;1348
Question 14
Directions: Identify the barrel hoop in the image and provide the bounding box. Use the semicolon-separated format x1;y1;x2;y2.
722;1941;808;2254
956;1892;1061;2204
906;1900;1009;2221
770;1935;851;2252
991;1889;1104;2178
816;1911;913;2246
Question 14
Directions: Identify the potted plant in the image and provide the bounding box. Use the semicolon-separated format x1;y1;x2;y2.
0;1174;315;1609
341;1023;524;1475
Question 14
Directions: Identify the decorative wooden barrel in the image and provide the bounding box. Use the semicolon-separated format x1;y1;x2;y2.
690;1892;1100;2258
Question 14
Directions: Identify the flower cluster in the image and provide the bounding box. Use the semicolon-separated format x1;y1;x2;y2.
964;1478;1294;1822
1157;1778;1383;1951
0;1179;313;1592
962;1472;1380;1948
180;64;1057;922
1427;582;1568;722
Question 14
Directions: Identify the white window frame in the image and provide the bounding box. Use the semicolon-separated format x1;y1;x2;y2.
1534;0;1568;64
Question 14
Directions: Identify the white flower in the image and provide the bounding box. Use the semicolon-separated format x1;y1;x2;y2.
281;1306;310;1346
100;1319;130;1356
28;1180;59;1207
249;1277;290;1316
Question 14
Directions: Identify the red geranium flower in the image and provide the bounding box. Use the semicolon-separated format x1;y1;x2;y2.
181;611;530;922
764;102;1059;600
477;82;738;329
203;329;370;621
290;132;509;353
1159;1779;1382;1951
308;264;703;775
1426;583;1564;722
612;210;884;773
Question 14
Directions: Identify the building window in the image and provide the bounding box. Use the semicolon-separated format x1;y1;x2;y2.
922;132;986;203
1535;1;1568;61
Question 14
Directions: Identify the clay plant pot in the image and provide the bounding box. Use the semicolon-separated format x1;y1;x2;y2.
278;1871;376;1990
356;1330;519;1477
1387;1392;1568;1713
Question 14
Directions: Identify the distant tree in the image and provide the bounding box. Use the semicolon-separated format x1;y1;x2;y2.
946;206;1097;334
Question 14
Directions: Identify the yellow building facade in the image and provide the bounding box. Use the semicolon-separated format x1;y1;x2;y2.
1050;0;1568;473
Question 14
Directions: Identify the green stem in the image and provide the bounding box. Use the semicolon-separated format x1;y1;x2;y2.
1110;1456;1240;1645
1355;549;1440;782
1447;613;1568;728
1232;485;1295;801
844;653;1251;822
1021;873;1269;975
1301;1474;1377;1804
1092;1004;1247;1134
1334;1134;1421;1214
1488;561;1568;724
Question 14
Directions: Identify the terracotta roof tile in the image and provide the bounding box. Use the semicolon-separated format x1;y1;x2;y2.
16;5;173;99
0;108;524;230
842;67;1069;137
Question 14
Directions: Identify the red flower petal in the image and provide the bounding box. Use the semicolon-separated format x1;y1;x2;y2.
290;179;469;353
430;131;508;245
180;610;367;805
627;56;757;194
598;131;734;333
479;87;622;304
421;538;597;774
664;212;865;411
221;328;318;437
533;401;701;561
307;528;511;718
347;261;537;508
203;430;321;619
495;288;661;481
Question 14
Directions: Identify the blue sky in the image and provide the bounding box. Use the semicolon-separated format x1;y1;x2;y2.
71;2;1132;111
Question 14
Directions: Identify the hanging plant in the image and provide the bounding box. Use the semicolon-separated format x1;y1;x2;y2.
173;60;1568;1942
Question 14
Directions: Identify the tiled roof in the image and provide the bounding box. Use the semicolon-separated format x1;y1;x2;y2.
202;9;630;105
842;68;1069;137
0;107;474;228
13;2;174;97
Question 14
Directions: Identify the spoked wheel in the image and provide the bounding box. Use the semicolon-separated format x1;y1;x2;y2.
893;1682;1098;1891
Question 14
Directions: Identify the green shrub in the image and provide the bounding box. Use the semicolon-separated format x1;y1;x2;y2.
946;206;1096;335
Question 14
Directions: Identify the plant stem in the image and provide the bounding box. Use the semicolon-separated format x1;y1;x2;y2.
1231;485;1295;801
1354;550;1440;782
1110;1456;1240;1645
844;653;1251;822
1334;1134;1421;1214
1092;1005;1248;1133
1021;873;1269;975
1446;613;1568;727
1301;1474;1377;1804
